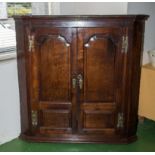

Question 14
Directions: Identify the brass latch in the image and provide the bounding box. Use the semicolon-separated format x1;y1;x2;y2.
72;78;77;89
77;74;83;90
72;74;83;89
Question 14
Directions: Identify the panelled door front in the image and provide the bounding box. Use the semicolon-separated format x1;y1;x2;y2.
77;28;127;136
28;27;77;135
28;26;127;137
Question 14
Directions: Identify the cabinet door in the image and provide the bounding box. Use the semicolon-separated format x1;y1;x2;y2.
77;28;127;135
27;27;77;135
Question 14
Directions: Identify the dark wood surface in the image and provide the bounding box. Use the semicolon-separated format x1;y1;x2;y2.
77;28;124;135
15;15;149;143
28;28;74;134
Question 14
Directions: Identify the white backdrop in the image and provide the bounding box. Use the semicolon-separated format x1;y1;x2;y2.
0;2;7;19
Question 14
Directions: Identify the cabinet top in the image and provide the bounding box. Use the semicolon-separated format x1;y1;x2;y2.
14;15;149;20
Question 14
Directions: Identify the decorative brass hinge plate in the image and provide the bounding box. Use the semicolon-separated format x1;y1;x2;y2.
31;110;38;126
117;112;124;128
122;36;128;53
28;35;35;52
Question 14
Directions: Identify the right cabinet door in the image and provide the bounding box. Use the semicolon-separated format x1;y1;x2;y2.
77;28;127;136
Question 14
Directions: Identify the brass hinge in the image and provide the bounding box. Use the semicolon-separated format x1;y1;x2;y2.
31;110;38;126
117;112;124;128
28;35;35;52
122;36;128;53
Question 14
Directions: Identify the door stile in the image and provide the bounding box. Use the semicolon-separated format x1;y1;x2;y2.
77;28;84;133
71;28;78;133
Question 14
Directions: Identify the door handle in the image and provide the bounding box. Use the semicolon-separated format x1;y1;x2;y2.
77;74;83;89
72;78;77;89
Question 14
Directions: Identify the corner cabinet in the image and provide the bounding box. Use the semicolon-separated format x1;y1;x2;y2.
14;15;148;143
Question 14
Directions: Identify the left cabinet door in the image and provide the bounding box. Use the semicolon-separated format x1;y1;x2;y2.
27;27;77;135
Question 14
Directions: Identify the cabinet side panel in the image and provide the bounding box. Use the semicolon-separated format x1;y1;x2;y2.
128;20;146;136
15;19;29;134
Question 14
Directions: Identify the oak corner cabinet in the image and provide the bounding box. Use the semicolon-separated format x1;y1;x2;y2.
14;15;149;143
